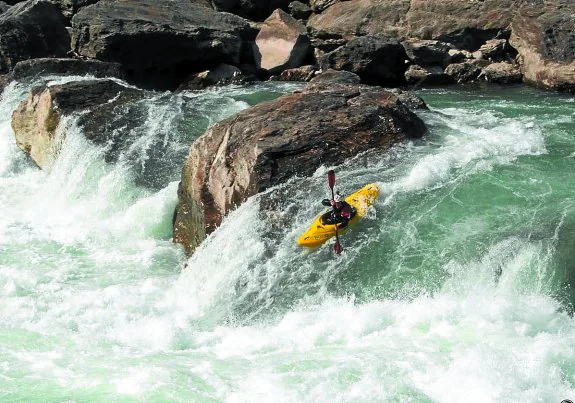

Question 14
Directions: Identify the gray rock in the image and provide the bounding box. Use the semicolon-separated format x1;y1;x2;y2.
288;1;311;20
402;39;452;67
11;58;125;80
0;2;11;13
320;34;407;86
310;0;342;13
48;0;100;18
271;65;317;81
405;64;451;86
444;61;482;83
71;0;257;90
0;0;70;73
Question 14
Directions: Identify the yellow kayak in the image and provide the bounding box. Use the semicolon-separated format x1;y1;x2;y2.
297;183;380;248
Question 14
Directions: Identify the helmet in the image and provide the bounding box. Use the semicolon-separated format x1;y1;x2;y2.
334;192;342;202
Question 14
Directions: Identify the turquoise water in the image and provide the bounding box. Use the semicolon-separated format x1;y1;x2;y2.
1;78;574;402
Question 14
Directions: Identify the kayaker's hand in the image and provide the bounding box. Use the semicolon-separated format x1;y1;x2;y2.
330;199;335;206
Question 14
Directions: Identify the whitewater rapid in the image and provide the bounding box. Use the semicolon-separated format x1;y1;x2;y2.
1;77;574;402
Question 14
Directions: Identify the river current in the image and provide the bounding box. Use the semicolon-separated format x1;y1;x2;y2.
1;76;574;402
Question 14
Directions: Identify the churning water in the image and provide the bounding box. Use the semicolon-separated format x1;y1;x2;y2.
1;76;574;402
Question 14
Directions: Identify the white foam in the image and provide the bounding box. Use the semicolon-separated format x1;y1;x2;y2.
388;110;546;194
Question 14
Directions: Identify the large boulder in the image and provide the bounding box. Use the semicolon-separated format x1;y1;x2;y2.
173;70;427;254
11;79;143;169
253;9;311;73
0;0;70;73
510;0;575;92
71;0;257;89
320;34;407;86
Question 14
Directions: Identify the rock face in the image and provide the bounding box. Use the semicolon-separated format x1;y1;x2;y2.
510;0;575;92
11;80;143;169
308;0;515;46
71;0;257;89
308;0;412;39
0;0;70;73
173;70;427;254
444;61;482;83
253;9;311;73
307;0;574;91
405;65;451;86
405;0;516;49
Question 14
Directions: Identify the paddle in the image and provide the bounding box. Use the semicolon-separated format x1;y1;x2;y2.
327;170;342;255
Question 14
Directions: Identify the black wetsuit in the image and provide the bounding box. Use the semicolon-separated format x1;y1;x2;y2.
321;201;356;227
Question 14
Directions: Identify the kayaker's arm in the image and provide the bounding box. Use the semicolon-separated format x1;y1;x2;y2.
321;198;332;206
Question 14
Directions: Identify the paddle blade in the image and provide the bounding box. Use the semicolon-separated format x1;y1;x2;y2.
334;228;342;255
334;240;342;255
327;170;336;190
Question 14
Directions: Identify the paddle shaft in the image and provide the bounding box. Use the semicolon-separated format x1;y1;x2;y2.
327;170;342;255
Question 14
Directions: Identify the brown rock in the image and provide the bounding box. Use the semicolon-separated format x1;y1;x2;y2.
308;0;516;46
308;0;411;40
173;70;427;254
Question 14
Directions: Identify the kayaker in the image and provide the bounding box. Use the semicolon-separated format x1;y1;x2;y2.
321;191;354;229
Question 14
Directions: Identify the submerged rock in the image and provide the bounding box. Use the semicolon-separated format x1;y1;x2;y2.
173;70;428;254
